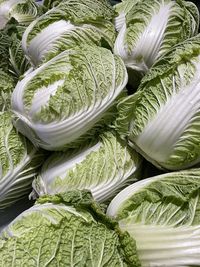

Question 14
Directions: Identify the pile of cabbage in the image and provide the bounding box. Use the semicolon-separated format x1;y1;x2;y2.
0;0;200;266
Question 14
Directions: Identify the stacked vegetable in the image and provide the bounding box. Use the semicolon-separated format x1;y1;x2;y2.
0;0;200;266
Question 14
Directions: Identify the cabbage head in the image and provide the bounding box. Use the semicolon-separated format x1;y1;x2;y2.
22;0;116;66
12;45;128;151
0;191;141;267
107;169;200;267
114;0;199;75
116;35;200;170
32;131;142;202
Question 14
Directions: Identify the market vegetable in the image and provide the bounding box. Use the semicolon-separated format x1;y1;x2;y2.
114;0;199;75
0;191;141;266
22;0;116;66
0;111;45;209
11;45;128;151
32;131;142;202
107;169;200;267
116;35;200;170
0;0;42;30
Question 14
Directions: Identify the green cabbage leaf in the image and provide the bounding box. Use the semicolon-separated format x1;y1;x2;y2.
0;0;42;30
0;191;141;267
0;111;45;209
0;69;15;111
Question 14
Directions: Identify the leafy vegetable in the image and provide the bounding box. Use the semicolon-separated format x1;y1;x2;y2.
0;69;15;111
0;191;141;266
114;0;199;75
0;0;42;30
0;196;34;232
116;34;200;170
114;0;140;32
107;169;200;267
0;111;45;209
43;0;113;10
32;131;142;202
0;19;30;78
12;45;128;151
22;0;116;66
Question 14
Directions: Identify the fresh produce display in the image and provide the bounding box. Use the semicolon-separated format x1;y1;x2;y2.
0;0;200;266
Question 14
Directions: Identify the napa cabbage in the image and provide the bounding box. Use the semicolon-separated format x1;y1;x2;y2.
22;0;116;66
0;111;45;209
116;35;200;170
0;191;141;267
107;169;200;267
114;0;199;75
32;131;142;202
12;45;128;151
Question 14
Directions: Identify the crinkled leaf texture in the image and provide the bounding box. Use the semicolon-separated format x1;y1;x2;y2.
0;0;41;30
0;69;15;111
114;0;199;74
0;191;141;267
0;111;45;209
0;19;31;78
12;45;128;151
107;169;200;267
43;0;114;11
114;0;140;32
32;131;142;203
22;0;116;66
116;34;200;170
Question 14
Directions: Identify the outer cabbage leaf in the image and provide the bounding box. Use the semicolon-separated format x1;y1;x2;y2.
0;111;45;210
0;196;34;232
114;0;199;75
107;169;200;267
115;35;200;170
0;69;15;111
0;0;42;30
43;0;113;10
32;131;142;202
0;28;11;73
0;19;30;78
11;45;128;151
0;191;141;267
22;0;116;66
114;0;140;32
7;22;30;78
